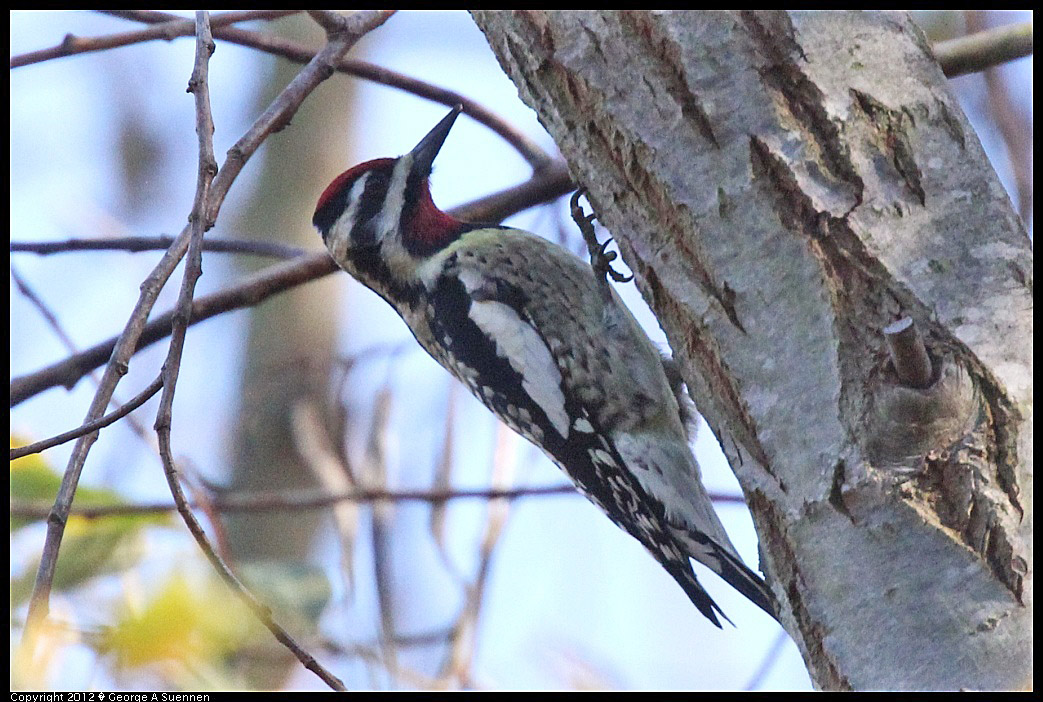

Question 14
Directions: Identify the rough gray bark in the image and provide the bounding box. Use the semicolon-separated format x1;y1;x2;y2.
471;10;1032;691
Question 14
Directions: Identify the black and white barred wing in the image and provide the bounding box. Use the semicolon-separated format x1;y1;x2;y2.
419;231;775;624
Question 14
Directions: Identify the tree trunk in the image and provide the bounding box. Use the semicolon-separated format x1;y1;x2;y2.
471;10;1032;691
224;15;353;689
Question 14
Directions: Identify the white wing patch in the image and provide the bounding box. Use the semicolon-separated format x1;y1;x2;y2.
466;296;571;440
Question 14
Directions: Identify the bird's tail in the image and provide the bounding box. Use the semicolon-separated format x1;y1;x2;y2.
671;527;779;621
708;541;778;619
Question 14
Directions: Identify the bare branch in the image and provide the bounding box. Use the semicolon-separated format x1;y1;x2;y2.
430;383;463;581
10;253;337;407
102;9;552;169
9;484;587;521
153;7;217;442
439;422;517;686
291;399;360;596
150;13;348;692
10;265;79;352
10;376;164;460
202;11;397;226
11;265;162;455
10;10;301;68
362;385;399;677
11;236;306;259
934;20;1033;77
307;10;352;35
10;483;749;518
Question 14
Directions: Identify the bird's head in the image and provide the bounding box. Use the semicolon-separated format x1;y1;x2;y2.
313;105;465;269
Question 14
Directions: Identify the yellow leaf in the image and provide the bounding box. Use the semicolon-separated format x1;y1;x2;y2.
102;574;253;670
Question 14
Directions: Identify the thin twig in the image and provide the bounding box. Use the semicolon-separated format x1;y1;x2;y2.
363;385;399;680
100;9;552;170
291;399;360;598
10;376;163;460
430;382;466;583
11;265;79;353
11;160;574;407
322;639;445;689
12;236;305;259
11;484;749;523
203;10;396;226
10;253;334;407
934;19;1033;78
9;484;607;521
177;457;234;561
11;265;163;456
439;421;518;687
963;12;1033;225
743;628;790;691
10;10;301;68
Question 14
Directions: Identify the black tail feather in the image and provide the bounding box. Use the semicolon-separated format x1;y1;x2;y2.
710;545;779;620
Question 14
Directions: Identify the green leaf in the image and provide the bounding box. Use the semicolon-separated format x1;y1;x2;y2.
11;435;172;600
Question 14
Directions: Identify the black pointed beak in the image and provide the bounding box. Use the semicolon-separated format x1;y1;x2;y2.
409;104;462;178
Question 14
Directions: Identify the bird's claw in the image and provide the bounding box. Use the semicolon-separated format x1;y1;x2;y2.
571;188;633;286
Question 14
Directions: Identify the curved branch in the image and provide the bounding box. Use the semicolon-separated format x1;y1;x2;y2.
11;236;306;259
10;10;301;68
100;9;553;169
10;375;164;460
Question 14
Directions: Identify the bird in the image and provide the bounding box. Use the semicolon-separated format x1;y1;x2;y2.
312;105;776;626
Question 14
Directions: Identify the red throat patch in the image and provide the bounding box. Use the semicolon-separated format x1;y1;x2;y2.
407;178;463;247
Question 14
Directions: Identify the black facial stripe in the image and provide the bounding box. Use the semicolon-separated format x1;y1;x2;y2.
349;169;390;245
312;165;395;243
399;159;424;235
344;245;423;309
313;182;351;236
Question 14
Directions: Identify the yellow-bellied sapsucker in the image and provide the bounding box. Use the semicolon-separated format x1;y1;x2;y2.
313;106;776;626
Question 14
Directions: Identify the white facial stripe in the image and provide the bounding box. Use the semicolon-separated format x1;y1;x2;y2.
380;153;414;241
467;298;570;439
328;171;372;261
377;154;422;282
